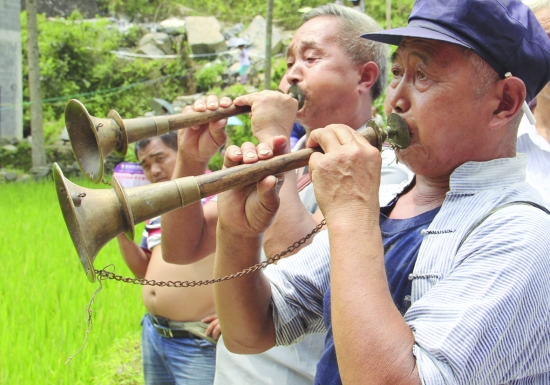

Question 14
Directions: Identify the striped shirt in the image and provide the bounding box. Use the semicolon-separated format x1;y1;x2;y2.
517;116;550;208
264;154;550;384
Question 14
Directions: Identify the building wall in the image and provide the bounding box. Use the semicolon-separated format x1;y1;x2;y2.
0;0;23;140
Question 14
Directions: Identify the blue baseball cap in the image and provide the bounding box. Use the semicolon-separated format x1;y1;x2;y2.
361;0;550;102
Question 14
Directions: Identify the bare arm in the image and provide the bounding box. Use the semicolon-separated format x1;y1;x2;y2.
309;125;419;384
116;234;149;279
161;96;231;264
234;91;319;256
214;171;283;353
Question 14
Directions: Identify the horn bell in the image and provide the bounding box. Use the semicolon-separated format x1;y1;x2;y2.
53;163;134;282
64;100;128;184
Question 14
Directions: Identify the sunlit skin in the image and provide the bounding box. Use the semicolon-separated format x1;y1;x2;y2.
117;138;220;337
137;138;178;183
280;16;377;132
385;38;518;183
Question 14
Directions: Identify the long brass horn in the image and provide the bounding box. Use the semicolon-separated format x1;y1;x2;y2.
55;114;409;282
65;85;305;184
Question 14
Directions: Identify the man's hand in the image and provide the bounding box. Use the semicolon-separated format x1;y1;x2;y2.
308;124;382;223
202;314;221;340
217;138;287;239
234;90;298;145
175;95;232;172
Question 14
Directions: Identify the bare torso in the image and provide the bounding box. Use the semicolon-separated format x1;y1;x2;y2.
142;246;216;321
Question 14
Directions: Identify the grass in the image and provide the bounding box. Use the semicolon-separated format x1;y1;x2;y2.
0;176;146;384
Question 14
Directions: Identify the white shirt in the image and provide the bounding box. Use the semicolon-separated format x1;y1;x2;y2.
265;155;550;384
517;115;550;208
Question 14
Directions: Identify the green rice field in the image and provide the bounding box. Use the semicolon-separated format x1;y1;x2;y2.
1;177;147;384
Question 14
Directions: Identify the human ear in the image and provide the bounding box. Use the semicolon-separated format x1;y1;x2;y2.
357;62;379;95
489;77;525;130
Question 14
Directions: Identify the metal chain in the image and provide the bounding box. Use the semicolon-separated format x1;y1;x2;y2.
96;219;327;286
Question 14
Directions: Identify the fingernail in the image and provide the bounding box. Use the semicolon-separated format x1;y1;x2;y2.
208;102;216;107
232;150;242;156
259;148;270;155
245;151;256;158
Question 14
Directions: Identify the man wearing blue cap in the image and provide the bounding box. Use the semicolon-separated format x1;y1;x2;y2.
211;0;550;384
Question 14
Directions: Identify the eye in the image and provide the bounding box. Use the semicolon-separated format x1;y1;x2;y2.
416;70;426;80
286;61;294;69
391;65;403;78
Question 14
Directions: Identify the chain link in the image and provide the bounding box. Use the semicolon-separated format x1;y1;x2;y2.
96;219;327;286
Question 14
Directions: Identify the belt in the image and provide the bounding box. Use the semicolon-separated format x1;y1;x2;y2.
147;314;202;339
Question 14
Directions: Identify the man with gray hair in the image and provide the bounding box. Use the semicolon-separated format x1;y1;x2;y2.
519;0;550;207
160;4;408;385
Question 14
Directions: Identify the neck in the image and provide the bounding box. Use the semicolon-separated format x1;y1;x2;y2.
390;175;449;219
534;93;550;143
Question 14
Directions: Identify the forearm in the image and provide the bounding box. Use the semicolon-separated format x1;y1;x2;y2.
214;224;276;354
161;155;216;264
263;170;319;257
116;234;149;279
329;209;419;385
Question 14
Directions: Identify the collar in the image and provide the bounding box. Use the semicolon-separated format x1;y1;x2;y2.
449;154;527;192
379;155;527;204
518;115;550;152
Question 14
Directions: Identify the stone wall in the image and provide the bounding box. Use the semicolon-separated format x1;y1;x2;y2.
0;0;23;140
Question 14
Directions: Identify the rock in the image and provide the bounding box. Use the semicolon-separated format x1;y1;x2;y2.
2;144;17;152
173;93;204;109
158;17;186;35
239;15;283;56
4;172;17;182
185;16;226;56
17;174;31;183
138;32;174;55
136;42;166;56
223;23;245;40
30;166;52;181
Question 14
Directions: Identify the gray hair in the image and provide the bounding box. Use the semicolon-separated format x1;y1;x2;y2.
303;4;389;100
522;0;550;11
460;48;500;98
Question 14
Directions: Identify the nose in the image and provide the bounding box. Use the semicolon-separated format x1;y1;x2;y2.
386;78;411;114
151;163;162;178
285;62;304;86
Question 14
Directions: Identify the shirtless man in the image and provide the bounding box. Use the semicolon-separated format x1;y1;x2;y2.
116;131;219;385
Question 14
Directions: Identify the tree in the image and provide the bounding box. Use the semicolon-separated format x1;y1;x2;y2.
26;0;46;168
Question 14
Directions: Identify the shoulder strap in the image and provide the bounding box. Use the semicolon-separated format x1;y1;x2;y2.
457;201;550;251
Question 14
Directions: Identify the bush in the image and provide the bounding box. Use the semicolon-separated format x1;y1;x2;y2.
195;63;226;92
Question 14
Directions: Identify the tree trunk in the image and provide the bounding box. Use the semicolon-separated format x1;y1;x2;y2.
386;0;392;29
264;0;274;90
26;0;47;167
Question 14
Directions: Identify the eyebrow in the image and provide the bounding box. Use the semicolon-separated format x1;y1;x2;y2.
287;39;320;57
391;50;430;65
139;150;164;166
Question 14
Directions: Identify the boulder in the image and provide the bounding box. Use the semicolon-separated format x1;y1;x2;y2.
138;32;174;55
173;93;204;109
239;15;283;56
2;144;17;152
185;16;226;56
4;172;17;182
30;166;52;181
158;17;186;35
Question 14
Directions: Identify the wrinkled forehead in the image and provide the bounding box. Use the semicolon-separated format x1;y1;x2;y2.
392;37;468;65
286;17;339;56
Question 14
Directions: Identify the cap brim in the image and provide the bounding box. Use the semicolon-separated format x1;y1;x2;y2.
361;26;471;49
